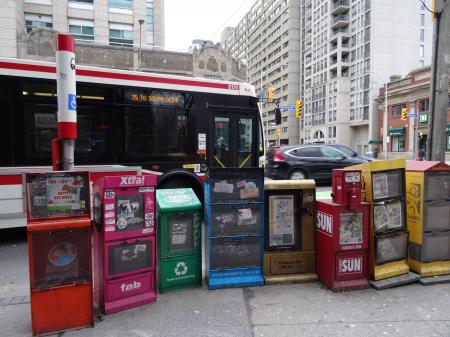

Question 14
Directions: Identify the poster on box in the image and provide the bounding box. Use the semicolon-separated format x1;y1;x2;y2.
372;173;388;199
46;176;85;212
27;172;89;218
373;201;403;232
116;193;145;231
339;212;363;245
269;195;295;246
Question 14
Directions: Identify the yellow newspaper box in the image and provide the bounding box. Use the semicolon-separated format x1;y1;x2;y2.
263;180;317;284
406;161;450;277
350;160;411;283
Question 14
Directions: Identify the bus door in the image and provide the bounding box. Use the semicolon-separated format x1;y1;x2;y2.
211;111;257;168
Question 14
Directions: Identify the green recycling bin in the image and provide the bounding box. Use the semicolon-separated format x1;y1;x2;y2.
156;188;202;292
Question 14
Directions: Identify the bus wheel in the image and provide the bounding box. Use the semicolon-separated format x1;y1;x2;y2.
157;169;204;203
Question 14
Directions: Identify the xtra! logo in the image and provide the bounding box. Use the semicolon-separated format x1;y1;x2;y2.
174;261;188;276
120;176;144;186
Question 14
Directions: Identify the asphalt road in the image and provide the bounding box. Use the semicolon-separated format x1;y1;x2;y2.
1;226;450;337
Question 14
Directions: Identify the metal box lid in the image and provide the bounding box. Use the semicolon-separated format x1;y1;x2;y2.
264;179;316;190
156;188;201;212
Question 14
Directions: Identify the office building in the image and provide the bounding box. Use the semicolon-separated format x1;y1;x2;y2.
221;0;301;145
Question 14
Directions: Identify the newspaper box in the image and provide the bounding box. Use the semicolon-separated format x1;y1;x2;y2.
406;161;450;277
93;175;157;315
263;180;317;284
156;188;202;292
26;171;93;336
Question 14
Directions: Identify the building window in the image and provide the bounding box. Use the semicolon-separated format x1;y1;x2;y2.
109;23;133;46
25;0;52;4
69;19;94;43
419;99;429;112
420;13;425;26
391;135;405;152
69;0;93;3
109;0;132;9
420;29;425;42
146;0;154;45
419;45;424;57
25;13;53;33
391;104;402;118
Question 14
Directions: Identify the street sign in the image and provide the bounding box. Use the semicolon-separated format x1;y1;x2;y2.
419;113;428;123
280;105;295;110
407;113;418;118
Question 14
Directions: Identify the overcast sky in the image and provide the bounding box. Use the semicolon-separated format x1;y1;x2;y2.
164;0;255;51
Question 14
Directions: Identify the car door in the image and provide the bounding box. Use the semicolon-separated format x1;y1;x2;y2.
319;147;352;179
287;146;329;180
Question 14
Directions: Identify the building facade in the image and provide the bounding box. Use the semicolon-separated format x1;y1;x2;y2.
301;0;433;154
222;0;433;151
1;0;165;58
221;0;301;146
375;67;450;160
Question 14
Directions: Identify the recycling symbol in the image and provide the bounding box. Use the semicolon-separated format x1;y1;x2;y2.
174;261;188;276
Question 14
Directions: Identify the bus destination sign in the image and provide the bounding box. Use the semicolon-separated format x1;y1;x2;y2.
125;90;185;107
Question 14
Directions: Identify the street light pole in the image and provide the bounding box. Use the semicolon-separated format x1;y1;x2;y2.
138;19;145;69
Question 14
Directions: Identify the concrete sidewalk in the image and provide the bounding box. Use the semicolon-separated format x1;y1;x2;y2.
1;231;450;337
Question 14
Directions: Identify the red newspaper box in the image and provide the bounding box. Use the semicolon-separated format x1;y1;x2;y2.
25;171;93;336
316;169;370;291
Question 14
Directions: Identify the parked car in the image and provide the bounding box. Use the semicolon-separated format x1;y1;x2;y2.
265;144;371;181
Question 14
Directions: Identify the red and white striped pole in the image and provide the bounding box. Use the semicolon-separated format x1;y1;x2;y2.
55;33;77;171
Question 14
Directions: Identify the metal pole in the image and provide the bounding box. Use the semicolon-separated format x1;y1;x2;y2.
428;0;449;161
383;82;388;160
56;33;77;171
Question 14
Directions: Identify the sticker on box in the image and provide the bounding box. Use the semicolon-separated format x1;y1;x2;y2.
213;181;234;193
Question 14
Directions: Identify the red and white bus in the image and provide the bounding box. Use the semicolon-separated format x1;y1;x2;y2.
0;57;264;228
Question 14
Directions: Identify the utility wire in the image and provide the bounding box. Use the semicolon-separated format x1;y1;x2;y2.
419;0;436;14
209;0;253;41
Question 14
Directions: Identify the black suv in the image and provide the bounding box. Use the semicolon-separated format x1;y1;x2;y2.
265;144;371;181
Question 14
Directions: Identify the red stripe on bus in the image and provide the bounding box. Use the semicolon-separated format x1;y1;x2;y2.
77;69;232;90
57;34;75;53
0;176;22;185
0;61;237;91
58;122;77;139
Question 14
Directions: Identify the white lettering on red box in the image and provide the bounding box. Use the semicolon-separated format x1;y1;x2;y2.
120;281;141;292
339;257;362;273
317;212;333;236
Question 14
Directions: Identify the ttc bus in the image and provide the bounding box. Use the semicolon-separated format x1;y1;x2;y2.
0;57;264;204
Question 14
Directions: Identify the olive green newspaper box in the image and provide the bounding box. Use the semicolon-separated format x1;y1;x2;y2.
156;188;202;292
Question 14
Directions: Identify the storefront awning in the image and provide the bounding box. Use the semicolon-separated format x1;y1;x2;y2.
368;140;382;144
389;127;405;136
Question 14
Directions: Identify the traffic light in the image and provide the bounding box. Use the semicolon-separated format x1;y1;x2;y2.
295;99;303;119
401;106;408;120
268;84;274;103
274;107;281;125
275;128;280;137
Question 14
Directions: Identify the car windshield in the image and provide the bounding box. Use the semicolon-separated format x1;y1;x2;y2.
334;145;356;157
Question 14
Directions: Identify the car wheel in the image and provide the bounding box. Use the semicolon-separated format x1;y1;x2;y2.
290;169;306;180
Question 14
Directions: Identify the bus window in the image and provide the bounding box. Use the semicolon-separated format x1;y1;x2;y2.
124;106;189;160
238;117;253;168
